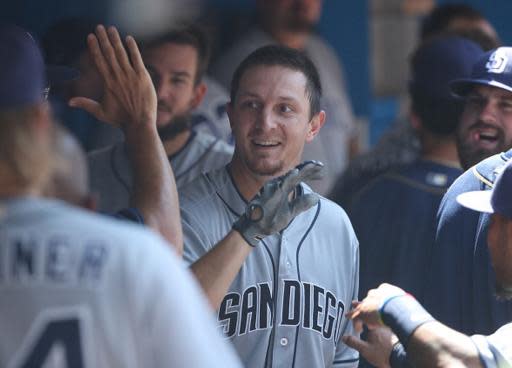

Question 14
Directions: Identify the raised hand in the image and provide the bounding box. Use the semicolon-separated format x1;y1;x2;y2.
233;160;324;247
69;25;157;129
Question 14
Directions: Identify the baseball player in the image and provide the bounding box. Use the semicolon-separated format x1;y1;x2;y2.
181;45;360;367
211;0;358;196
87;25;233;213
346;36;482;304
0;24;242;367
343;160;512;368
424;47;512;336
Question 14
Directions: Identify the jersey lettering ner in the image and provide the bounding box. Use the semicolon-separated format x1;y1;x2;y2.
181;167;360;368
0;197;242;368
87;130;233;212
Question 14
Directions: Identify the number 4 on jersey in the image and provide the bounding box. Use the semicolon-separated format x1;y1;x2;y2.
9;306;91;368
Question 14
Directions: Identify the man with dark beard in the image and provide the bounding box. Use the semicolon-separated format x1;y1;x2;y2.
88;25;233;213
423;47;512;337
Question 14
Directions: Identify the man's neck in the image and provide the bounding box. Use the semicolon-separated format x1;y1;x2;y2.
162;130;192;157
420;134;460;168
265;26;310;50
229;158;295;201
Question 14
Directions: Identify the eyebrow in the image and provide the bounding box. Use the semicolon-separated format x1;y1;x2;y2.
170;71;192;78
237;92;300;103
146;66;192;79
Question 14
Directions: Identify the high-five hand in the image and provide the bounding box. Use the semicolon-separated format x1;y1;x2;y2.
69;25;157;129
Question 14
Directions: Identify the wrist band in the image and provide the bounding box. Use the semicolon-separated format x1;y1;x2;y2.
379;294;435;348
232;219;259;247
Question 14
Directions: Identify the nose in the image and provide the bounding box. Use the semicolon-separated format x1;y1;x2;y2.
155;80;170;100
479;98;498;124
256;107;277;131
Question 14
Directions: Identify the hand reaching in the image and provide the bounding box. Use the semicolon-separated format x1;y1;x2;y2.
343;327;398;368
346;283;407;332
233;160;324;247
69;25;157;130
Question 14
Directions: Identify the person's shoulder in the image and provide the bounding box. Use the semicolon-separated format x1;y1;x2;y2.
438;152;511;222
87;140;124;160
303;183;353;225
87;140;127;175
8;197;164;248
211;27;273;87
305;33;342;66
193;131;234;155
179;167;227;211
389;160;461;191
445;151;509;198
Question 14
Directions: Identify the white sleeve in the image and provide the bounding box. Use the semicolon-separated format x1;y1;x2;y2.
471;323;512;368
333;236;360;367
129;235;242;367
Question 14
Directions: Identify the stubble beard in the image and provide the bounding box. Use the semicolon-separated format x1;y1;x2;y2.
456;125;507;170
157;114;192;142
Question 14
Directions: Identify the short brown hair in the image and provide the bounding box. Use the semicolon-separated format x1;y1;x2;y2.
141;24;210;85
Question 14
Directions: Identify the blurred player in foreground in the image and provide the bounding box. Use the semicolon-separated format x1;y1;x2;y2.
0;23;241;367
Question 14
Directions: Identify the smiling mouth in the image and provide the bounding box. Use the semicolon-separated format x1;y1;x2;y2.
471;127;500;145
252;139;280;148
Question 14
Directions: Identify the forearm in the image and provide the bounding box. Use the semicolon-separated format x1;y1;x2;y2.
190;231;253;310
407;321;482;368
124;123;183;254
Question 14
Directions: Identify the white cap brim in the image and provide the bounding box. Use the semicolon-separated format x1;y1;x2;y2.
456;190;494;213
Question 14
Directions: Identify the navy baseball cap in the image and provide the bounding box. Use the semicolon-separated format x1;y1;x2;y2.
0;24;47;108
457;160;512;219
410;36;484;101
0;24;78;109
450;47;512;97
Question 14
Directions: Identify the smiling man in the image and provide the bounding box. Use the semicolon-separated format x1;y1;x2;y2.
424;47;512;336
180;45;360;368
88;25;233;214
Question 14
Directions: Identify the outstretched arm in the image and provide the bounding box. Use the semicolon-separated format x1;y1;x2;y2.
70;25;182;253
344;283;482;368
191;161;323;309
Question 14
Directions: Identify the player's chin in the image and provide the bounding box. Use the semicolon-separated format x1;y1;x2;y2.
248;158;284;177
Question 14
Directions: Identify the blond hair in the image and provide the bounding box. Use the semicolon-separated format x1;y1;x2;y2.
0;105;54;193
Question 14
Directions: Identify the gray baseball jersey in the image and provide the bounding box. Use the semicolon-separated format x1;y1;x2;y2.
472;323;512;368
0;197;242;368
180;167;360;368
88;130;233;212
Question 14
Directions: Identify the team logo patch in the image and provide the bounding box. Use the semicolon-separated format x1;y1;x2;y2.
486;50;508;74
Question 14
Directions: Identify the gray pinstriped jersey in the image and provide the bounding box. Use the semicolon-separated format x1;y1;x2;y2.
87;130;233;212
0;197;242;367
181;167;360;368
